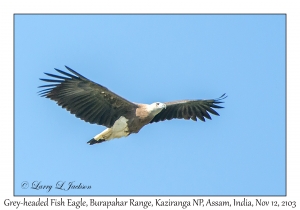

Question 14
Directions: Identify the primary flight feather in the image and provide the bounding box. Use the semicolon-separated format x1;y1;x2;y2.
39;66;227;145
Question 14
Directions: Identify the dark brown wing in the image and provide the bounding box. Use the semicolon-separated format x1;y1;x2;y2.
150;94;227;123
38;66;138;127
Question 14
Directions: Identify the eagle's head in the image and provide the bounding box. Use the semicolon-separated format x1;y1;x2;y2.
147;102;167;116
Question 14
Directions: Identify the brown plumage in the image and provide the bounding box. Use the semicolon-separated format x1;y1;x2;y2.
39;66;227;145
39;66;137;127
150;96;226;123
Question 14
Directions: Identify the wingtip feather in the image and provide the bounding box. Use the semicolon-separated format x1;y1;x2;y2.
64;65;88;80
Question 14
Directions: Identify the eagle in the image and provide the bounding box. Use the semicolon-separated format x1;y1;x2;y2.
39;66;227;145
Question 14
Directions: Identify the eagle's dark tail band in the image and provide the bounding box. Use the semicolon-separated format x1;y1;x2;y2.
87;138;105;145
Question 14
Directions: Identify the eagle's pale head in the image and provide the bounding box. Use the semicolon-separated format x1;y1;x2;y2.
147;102;167;116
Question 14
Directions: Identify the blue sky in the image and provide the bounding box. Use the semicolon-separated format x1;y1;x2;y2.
14;14;285;196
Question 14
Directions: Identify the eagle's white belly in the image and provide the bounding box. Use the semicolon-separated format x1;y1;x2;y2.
94;116;130;141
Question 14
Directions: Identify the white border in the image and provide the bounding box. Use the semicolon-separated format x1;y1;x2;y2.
1;0;299;209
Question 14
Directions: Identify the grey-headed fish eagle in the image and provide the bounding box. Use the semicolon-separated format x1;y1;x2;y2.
39;66;227;145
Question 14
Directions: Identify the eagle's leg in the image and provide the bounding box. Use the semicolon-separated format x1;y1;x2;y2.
87;128;112;145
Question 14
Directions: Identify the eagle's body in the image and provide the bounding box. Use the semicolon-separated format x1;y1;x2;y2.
39;66;227;145
91;103;166;144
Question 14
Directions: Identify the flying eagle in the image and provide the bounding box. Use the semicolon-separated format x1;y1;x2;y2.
39;66;227;145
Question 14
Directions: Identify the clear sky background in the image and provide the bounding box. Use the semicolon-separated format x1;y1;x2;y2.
14;14;285;196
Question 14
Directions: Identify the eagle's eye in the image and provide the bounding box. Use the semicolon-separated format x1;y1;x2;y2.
156;103;159;106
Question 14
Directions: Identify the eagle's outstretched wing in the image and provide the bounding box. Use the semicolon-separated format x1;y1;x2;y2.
150;94;227;123
38;66;138;127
